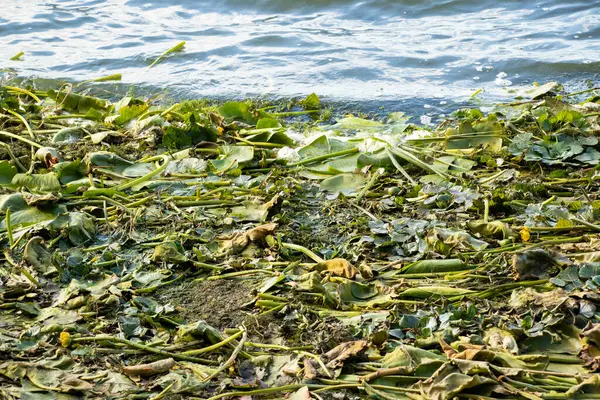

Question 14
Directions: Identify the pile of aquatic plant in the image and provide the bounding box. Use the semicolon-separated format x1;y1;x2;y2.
0;79;600;399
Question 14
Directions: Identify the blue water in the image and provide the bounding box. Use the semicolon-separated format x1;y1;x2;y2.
1;0;599;104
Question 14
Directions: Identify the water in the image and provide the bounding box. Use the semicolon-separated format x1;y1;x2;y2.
1;0;599;105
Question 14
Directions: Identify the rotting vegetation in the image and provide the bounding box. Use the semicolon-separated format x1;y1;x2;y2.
0;80;600;399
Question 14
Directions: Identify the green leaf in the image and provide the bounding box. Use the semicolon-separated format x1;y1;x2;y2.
122;163;155;178
52;160;87;184
301;93;320;110
12;172;61;192
152;242;188;264
49;212;97;245
0;193;65;229
256;118;282;129
398;286;474;299
219;101;256;124
527;82;558;99
246;129;294;146
449;119;503;152
0;160;17;185
47;89;107;113
24;236;53;273
330;116;384;130
51;127;86;144
402;259;466;274
320;173;366;194
575;147;600;165
298;135;354;159
209;145;254;173
113;104;149;126
84;151;133;174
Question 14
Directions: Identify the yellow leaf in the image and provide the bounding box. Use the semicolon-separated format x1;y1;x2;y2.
314;258;358;279
555;219;574;228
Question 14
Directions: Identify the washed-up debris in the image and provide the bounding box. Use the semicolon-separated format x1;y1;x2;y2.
0;82;600;399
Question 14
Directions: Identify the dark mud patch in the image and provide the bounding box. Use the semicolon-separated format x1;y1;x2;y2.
157;277;258;330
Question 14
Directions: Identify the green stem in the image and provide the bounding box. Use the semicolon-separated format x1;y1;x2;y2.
0;130;42;148
5;208;14;247
182;330;244;356
71;335;212;364
288;148;359;167
281;242;324;263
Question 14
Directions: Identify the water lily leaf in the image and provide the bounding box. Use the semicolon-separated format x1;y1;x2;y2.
320;173;366;194
162;126;192;149
381;345;446;368
89;130;116;144
0;160;17;185
113;104;148;126
132;296;163;315
0;193;65;229
575;147;600;165
52;160;87;184
122;358;175;378
12;172;61;192
84;106;104;121
24;236;53;273
514;249;568;280
122;162;155;178
176;320;223;344
579;263;600;279
340;281;379;301
398;286;474;299
49;212;97;245
210;145;254;172
15;302;41;316
51;127;86;144
358;151;394;168
97;372;136;394
301;93;321;110
309;153;361;174
290;386;311;400
219;101;256;124
246;130;294;146
402;259;466;274
448;119;503;152
47;89;107;113
549;265;582;289
152;242;188;264
314;258;358;279
322;340;367;368
418;362;497;400
528;82;558;99
154;369;210;393
467;220;509;239
119;315;144;337
228;199;273;222
165;157;207;174
85;151;133;174
37;308;81;326
298;135;354;159
26;368;93;393
567;374;600;395
256;118;282;129
330;117;384;130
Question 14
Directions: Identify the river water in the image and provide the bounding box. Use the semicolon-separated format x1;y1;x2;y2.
1;0;599;106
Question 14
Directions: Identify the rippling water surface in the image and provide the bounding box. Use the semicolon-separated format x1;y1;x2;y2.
1;0;599;103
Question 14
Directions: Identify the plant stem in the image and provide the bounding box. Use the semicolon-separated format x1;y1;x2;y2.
71;335;212;364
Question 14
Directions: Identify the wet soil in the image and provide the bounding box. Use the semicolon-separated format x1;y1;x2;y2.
157;277;258;330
